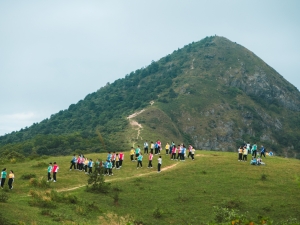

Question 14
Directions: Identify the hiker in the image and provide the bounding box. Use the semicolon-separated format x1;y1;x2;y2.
135;146;141;160
158;156;162;173
111;152;116;168
181;144;186;161
243;146;248;161
130;147;135;161
150;141;154;154
95;159;101;175
251;143;257;158
137;153;143;169
144;140;149;154
116;153;120;169
238;146;243;161
148;152;153;168
246;142;251;154
154;142;159;155
1;168;7;188
165;142;170;155
107;152;112;162
84;158;89;173
88;159;93;174
76;155;80;170
191;148;195;160
70;154;76;171
47;162;52;182
119;152;124;167
260;146;266;158
8;170;14;190
157;139;162;154
171;145;176;160
176;145;181;160
269;151;274;156
107;160;113;176
188;144;192;158
52;162;59;182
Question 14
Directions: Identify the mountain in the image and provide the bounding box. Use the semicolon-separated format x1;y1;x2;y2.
1;36;300;158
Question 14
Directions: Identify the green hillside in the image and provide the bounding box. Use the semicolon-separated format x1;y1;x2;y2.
0;152;299;224
1;36;300;157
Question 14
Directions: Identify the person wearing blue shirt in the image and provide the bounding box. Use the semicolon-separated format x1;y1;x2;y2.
88;159;93;174
260;146;266;158
69;154;77;171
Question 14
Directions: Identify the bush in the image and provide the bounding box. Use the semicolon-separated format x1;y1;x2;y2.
261;174;267;181
32;161;48;168
21;173;36;180
29;178;50;189
86;168;110;193
0;192;9;203
153;207;163;219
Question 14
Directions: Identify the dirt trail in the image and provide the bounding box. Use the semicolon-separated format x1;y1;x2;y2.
58;162;179;193
127;109;145;144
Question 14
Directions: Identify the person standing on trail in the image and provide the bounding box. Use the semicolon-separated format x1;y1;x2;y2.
119;152;124;167
47;162;52;182
52;162;59;182
188;144;193;158
181;144;186;161
1;168;7;188
70;154;76;171
137;153;143;169
130;147;135;161
148;152;153;168
135;146;141;160
158;156;162;173
144;140;149;154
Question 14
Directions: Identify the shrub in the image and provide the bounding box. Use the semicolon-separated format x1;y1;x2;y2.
21;173;36;180
153;207;163;219
261;174;267;181
29;178;50;189
86;169;110;193
32;161;48;168
0;192;9;203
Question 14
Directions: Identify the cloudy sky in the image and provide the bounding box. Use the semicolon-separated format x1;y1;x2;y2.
0;0;299;136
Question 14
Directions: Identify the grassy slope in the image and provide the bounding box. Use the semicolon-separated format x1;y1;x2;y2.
1;151;300;224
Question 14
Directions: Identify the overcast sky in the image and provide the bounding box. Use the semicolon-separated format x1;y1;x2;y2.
0;0;299;136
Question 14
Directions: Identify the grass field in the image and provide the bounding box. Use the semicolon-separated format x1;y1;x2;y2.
0;151;300;225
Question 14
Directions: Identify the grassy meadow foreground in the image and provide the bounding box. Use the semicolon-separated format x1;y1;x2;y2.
0;151;300;225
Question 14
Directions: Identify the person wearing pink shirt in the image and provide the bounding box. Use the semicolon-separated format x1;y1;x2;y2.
148;152;153;168
52;162;59;182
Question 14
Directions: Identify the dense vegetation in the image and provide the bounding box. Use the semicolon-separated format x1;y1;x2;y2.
1;36;300;157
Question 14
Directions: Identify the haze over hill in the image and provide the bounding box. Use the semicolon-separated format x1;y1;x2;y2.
1;36;300;158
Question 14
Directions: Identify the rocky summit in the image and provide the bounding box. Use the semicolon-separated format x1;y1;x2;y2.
1;36;300;158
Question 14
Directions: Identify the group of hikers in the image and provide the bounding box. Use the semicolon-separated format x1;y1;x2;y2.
0;168;15;190
238;142;273;165
67;140;196;177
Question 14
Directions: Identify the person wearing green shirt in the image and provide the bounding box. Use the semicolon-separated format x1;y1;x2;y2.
1;168;7;188
137;153;143;169
251;144;257;158
47;163;52;182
